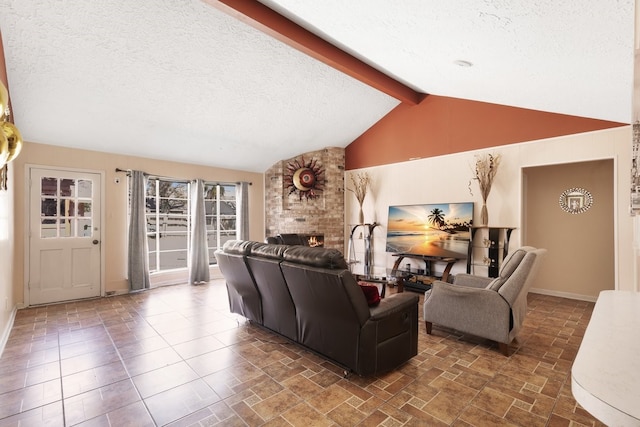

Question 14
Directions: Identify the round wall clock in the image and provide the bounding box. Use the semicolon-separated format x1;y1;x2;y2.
559;187;593;214
284;156;325;200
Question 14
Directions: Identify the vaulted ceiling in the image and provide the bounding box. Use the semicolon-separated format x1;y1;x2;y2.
0;0;634;172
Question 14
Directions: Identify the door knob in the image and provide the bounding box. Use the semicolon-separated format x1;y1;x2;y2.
92;239;99;245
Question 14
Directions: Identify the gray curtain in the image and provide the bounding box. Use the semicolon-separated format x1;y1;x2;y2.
237;181;250;240
128;170;150;291
189;179;210;284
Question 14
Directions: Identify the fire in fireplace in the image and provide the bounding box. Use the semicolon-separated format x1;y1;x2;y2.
305;234;324;247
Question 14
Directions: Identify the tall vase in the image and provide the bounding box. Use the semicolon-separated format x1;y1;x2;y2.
480;202;488;226
358;205;364;224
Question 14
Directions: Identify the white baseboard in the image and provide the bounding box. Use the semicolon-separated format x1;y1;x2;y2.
0;306;18;358
529;287;598;303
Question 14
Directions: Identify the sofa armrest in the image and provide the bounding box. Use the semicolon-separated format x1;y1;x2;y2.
452;274;493;288
369;293;419;320
359;292;419;375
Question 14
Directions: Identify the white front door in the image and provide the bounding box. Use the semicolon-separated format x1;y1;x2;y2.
28;167;102;305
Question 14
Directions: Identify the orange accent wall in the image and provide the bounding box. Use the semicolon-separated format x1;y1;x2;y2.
0;31;7;87
345;95;626;170
0;30;10;100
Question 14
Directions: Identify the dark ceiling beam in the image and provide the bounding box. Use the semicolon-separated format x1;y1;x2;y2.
203;0;427;105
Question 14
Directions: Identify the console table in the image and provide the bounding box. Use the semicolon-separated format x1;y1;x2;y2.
571;290;640;426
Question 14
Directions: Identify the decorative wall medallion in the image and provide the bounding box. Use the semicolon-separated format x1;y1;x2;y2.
559;187;593;214
284;156;325;200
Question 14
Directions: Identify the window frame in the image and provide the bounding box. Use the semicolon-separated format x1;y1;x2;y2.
142;177;238;274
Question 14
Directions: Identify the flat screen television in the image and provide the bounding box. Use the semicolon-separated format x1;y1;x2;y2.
386;202;474;258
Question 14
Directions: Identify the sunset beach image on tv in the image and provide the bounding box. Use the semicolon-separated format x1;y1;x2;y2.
386;202;474;258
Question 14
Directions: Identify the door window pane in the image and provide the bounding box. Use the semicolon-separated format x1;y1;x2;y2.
41;219;57;238
59;219;74;238
42;198;57;217
148;251;157;271
147;234;157;251
59;199;75;217
78;219;92;237
77;202;92;217
207;233;218;251
159;250;188;270
41;178;57;196
158;217;188;232
77;180;92;198
158;233;188;250
60;179;75;197
220;233;236;247
220;218;236;231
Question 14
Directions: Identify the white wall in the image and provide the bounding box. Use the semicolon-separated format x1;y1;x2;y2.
346;126;636;298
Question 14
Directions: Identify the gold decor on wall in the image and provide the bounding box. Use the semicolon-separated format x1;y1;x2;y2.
1;120;22;162
0;79;24;186
283;156;325;201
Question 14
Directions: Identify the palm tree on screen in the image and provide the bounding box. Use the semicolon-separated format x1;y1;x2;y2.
428;208;446;230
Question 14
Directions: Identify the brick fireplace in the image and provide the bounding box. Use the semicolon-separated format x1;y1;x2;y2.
265;147;345;251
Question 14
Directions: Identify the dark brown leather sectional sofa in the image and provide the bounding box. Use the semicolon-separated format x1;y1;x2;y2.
215;240;419;376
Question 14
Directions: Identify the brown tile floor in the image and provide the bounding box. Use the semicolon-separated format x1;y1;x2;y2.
0;280;605;426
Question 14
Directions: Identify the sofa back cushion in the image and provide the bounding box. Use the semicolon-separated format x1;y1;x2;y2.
223;240;264;256
251;243;288;260
280;262;369;368
283;246;349;270
214;249;262;324
247;253;297;341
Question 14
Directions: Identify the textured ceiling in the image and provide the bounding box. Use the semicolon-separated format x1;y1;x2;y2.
261;0;634;123
0;0;634;173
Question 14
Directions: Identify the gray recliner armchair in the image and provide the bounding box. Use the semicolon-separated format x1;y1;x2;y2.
423;246;546;355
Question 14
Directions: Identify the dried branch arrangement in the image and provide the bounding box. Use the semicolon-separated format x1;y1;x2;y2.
347;172;371;205
470;153;501;202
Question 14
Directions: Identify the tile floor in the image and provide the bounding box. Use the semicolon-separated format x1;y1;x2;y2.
0;279;604;426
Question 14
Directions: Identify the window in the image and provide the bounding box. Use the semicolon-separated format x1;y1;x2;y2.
204;183;237;263
144;178;237;273
146;179;189;272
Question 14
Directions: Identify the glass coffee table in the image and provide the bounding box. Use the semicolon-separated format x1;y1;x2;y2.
355;270;418;295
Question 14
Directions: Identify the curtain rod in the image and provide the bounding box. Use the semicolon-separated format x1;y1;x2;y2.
115;168;252;185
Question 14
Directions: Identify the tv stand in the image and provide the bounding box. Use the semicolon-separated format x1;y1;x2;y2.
390;253;461;292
